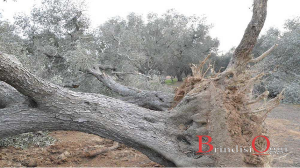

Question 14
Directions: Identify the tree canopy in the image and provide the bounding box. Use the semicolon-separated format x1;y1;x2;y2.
253;17;300;104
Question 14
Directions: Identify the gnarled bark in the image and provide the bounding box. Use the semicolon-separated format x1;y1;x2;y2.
228;0;268;72
0;52;213;166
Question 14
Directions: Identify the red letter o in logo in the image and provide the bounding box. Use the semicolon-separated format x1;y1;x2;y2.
252;135;270;153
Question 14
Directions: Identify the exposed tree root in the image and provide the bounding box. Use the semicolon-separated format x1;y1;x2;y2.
173;54;212;107
247;91;269;105
170;42;283;167
173;77;202;107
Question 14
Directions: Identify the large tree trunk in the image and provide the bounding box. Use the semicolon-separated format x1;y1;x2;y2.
0;53;214;167
227;0;268;72
0;0;284;166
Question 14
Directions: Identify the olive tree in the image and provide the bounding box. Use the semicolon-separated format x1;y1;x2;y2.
253;18;300;103
0;13;24;56
13;0;118;95
0;0;284;166
96;10;219;81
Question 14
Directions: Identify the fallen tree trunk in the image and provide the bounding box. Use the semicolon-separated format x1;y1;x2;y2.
0;0;284;166
86;65;174;111
0;53;213;166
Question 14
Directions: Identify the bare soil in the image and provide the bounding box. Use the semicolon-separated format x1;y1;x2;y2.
0;104;299;167
0;131;160;167
266;104;300;167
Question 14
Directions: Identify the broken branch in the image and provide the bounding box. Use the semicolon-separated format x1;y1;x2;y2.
250;44;278;63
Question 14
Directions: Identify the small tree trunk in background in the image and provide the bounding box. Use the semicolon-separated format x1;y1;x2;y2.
171;76;174;83
177;75;183;82
176;70;183;82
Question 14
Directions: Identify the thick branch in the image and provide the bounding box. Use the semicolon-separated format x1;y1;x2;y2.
86;66;174;111
228;0;268;70
0;53;57;103
86;67;138;96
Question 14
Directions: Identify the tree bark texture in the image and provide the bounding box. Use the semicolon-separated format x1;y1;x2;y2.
87;66;174;111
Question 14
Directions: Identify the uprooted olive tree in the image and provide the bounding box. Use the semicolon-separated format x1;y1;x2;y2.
0;0;285;166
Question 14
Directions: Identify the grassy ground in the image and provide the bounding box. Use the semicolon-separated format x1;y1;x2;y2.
164;78;184;90
165;78;178;85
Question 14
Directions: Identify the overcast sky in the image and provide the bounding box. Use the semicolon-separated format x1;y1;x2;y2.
0;0;299;53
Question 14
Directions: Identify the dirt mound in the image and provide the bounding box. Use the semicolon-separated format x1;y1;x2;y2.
0;131;160;167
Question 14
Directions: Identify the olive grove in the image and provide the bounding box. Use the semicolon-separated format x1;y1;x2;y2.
0;0;226;111
253;18;300;104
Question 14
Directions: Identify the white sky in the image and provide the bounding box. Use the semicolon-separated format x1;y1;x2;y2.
0;0;299;53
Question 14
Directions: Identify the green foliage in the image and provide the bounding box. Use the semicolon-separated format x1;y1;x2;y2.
0;13;24;56
14;0;89;38
165;78;178;85
0;132;56;149
97;10;219;79
253;17;300;104
10;1;219;95
13;0;101;93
